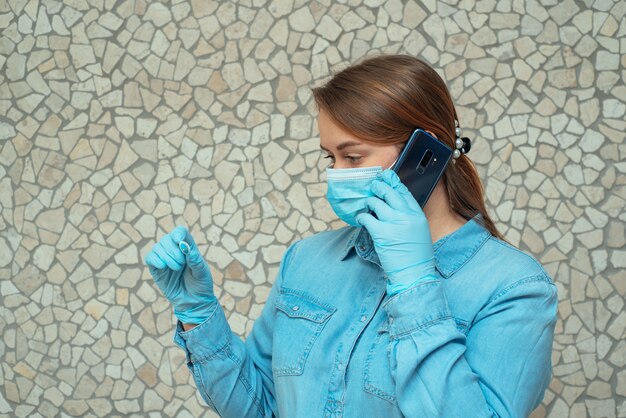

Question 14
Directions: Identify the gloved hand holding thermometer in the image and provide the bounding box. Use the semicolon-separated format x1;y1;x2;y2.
145;226;218;326
355;169;438;295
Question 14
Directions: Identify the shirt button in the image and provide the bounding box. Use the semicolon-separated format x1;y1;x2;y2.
292;306;299;311
337;362;343;370
389;317;394;324
360;315;367;322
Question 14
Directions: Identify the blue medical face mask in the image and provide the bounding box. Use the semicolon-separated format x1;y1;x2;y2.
326;159;397;227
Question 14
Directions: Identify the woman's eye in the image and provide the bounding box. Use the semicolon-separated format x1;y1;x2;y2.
346;156;362;162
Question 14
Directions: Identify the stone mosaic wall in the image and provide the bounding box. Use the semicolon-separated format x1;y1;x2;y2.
1;0;625;417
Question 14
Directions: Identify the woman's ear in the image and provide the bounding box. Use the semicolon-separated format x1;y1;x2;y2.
426;130;438;139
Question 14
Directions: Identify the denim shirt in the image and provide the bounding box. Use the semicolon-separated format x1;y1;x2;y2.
173;213;558;417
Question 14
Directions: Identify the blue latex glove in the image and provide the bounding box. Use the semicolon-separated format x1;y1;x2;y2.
355;170;438;295
145;225;217;325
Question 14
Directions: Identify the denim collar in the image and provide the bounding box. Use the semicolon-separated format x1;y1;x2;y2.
339;213;491;279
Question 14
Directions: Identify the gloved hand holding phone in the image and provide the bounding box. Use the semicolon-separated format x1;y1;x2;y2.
355;169;438;295
145;226;217;325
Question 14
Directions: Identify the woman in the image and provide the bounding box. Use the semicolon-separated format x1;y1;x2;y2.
145;54;558;417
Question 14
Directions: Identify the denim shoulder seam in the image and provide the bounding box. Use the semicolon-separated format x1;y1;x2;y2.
287;239;302;268
489;236;549;275
487;273;555;305
280;239;302;288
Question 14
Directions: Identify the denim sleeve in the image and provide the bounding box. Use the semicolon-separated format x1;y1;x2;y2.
382;274;558;418
171;241;300;417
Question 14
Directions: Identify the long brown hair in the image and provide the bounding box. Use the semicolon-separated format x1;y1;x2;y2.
311;54;505;241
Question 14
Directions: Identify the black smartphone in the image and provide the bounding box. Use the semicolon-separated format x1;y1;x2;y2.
391;129;453;208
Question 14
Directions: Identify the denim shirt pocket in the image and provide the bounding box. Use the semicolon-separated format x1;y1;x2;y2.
273;289;336;376
363;315;470;404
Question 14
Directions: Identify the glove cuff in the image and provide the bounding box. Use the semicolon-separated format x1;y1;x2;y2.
387;256;437;285
174;296;219;325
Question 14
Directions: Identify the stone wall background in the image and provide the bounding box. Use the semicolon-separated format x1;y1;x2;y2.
1;0;625;417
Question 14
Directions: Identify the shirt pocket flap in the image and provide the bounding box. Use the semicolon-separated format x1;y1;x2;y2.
275;291;335;323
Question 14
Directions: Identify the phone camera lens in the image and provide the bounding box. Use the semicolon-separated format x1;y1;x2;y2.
417;150;433;171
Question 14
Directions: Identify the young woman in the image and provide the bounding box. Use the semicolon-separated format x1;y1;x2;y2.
145;54;558;417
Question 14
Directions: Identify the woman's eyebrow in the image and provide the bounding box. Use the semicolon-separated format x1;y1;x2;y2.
320;141;362;152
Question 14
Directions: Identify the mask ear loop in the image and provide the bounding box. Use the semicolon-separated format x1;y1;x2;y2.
387;157;399;171
364;157;398;222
